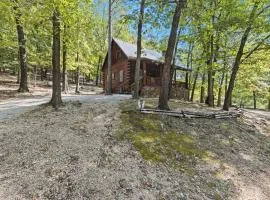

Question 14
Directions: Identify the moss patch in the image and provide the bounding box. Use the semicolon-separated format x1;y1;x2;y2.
118;100;205;170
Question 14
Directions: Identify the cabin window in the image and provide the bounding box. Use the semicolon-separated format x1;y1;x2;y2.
112;72;115;80
119;70;124;82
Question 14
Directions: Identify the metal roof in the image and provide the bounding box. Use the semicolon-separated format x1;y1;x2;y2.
114;38;190;71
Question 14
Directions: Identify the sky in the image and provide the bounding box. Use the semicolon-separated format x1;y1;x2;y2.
94;0;190;64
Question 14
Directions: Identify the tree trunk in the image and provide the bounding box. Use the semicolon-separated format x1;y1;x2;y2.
169;27;182;99
95;56;101;86
188;57;193;100
186;43;194;100
190;70;199;102
62;25;69;93
34;65;37;87
159;1;184;110
223;3;258;111
207;34;214;107
40;68;44;81
217;82;223;107
267;87;270;111
106;0;112;94
134;0;145;99
253;91;257;109
44;69;48;80
17;67;20;84
50;8;62;109
217;70;225;107
200;72;205;103
75;52;80;94
13;2;29;92
75;68;80;94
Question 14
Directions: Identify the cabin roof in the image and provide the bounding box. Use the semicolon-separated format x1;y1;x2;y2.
114;38;190;71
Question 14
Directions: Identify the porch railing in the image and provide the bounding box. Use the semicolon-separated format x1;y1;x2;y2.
145;76;161;86
144;76;186;89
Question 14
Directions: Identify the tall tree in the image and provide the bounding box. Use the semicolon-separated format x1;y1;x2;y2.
200;72;206;103
106;0;112;94
190;66;200;102
133;0;145;99
95;56;102;86
75;52;80;94
223;2;259;110
50;8;62;109
62;24;69;93
13;0;29;92
169;27;182;99
159;0;186;110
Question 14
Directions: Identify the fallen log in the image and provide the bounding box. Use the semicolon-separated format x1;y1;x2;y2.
140;108;243;119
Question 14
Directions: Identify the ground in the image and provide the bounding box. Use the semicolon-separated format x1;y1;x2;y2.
0;75;270;199
0;73;103;102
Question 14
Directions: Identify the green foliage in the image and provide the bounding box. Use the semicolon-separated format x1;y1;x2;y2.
0;0;133;79
0;0;269;107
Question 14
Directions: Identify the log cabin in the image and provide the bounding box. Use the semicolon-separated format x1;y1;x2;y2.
102;39;191;100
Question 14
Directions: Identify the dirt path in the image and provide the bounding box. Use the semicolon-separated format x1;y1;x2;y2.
242;108;270;136
0;94;130;122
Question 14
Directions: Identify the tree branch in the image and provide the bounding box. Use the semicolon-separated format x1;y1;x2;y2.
256;4;270;17
241;34;270;64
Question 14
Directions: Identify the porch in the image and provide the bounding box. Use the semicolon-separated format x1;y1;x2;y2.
138;61;190;100
140;62;188;88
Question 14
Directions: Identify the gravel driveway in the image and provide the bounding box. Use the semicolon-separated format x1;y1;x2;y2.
0;94;131;122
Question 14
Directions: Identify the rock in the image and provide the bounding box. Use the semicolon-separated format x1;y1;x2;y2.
0;153;5;162
125;188;133;194
119;179;129;188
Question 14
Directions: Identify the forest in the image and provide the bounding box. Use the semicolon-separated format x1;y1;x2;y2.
0;0;269;110
1;1;270;199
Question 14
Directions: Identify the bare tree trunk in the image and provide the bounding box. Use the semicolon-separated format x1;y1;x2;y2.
62;25;69;93
223;3;258;110
224;72;232;107
75;52;80;94
13;1;29;92
267;87;270;111
186;43;194;100
200;72;205;103
40;68;44;81
50;8;62;109
134;0;145;99
159;1;185;110
207;34;214;107
190;68;199;102
169;27;182;99
190;74;198;102
34;65;37;87
188;50;194;100
96;56;101;86
217;40;226;107
106;0;112;94
75;67;80;93
253;91;257;109
217;71;224;107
